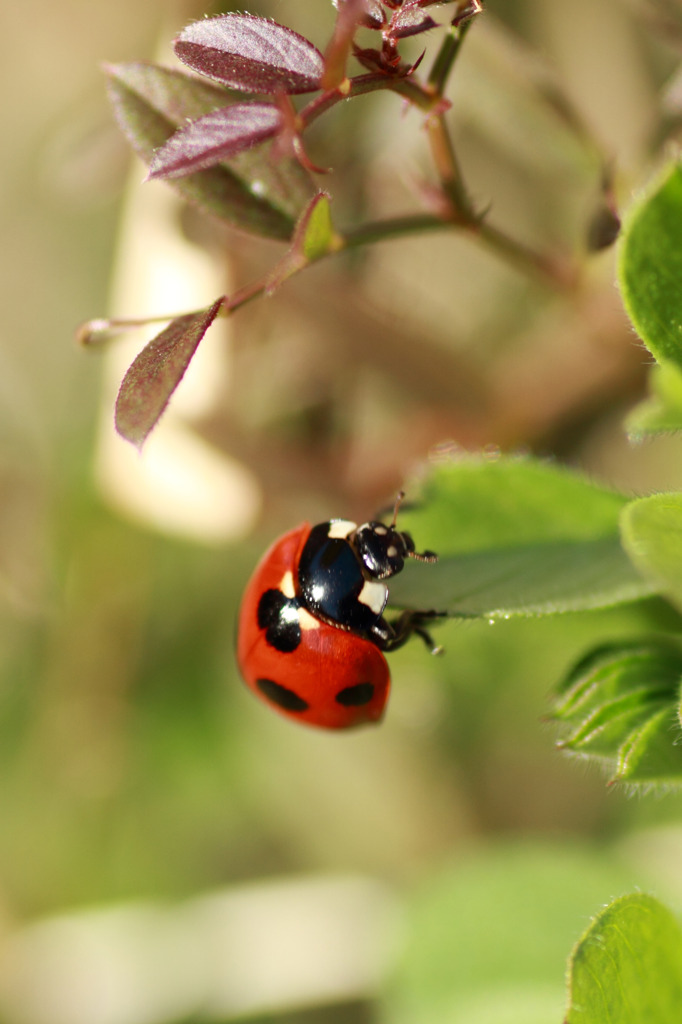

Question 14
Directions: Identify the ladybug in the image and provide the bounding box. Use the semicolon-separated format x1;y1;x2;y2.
237;493;439;729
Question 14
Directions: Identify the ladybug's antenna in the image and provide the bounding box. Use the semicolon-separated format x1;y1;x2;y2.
390;490;406;528
408;547;438;564
390;490;438;564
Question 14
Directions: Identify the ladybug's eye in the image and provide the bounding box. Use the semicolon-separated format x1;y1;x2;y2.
335;682;375;706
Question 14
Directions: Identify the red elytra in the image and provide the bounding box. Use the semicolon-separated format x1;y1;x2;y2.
237;524;390;729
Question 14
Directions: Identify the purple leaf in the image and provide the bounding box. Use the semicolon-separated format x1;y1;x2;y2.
390;9;439;38
115;298;223;449
175;14;324;95
148;103;282;180
332;0;386;30
352;45;386;75
105;63;314;237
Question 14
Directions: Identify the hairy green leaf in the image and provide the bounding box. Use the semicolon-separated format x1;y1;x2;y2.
618;162;682;368
551;639;682;784
566;894;682;1023
105;61;313;237
391;537;654;618
388;458;655;618
626;361;682;439
401;457;631;552
621;493;682;611
615;706;682;783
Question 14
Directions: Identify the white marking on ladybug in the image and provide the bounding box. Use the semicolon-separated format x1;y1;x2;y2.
387;545;398;558
373;524;388;536
298;607;321;630
358;580;388;614
281;602;300;624
280;570;296;598
327;519;357;539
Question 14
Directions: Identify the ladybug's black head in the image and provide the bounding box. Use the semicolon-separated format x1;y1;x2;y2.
352;521;412;580
352;516;438;581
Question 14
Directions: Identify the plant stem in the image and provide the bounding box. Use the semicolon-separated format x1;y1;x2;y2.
473;220;577;289
428;1;482;95
342;213;454;248
340;212;575;290
299;71;436;131
76;312;188;347
77;280;269;347
425;113;473;221
296;5;571;289
223;279;267;314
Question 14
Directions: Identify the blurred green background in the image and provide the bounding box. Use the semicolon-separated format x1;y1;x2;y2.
3;1;682;1022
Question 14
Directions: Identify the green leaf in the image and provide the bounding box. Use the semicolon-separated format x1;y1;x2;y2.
553;639;682;706
618;162;682;369
265;192;342;293
297;192;340;261
391;537;654;618
387;457;655;618
401;457;632;552
615;706;682;783
550;639;682;784
383;841;638;1024
566;894;682;1024
626;361;682;439
621;493;682;611
105;61;314;238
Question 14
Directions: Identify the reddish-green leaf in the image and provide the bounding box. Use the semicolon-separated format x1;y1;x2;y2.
115;299;223;449
390;9;439;38
332;0;385;30
266;192;342;292
174;15;324;95
105;62;314;237
148;103;282;180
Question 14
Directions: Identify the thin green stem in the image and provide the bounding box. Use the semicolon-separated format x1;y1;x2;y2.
474;220;577;289
341;213;576;290
423;4;482;223
425;114;474;221
427;2;483;95
341;213;454;249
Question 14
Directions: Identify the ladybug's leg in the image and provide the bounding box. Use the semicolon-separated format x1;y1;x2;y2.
371;610;445;654
410;621;444;655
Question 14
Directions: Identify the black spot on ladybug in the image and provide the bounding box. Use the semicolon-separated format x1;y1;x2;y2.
335;682;375;706
257;589;302;653
256;677;309;712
